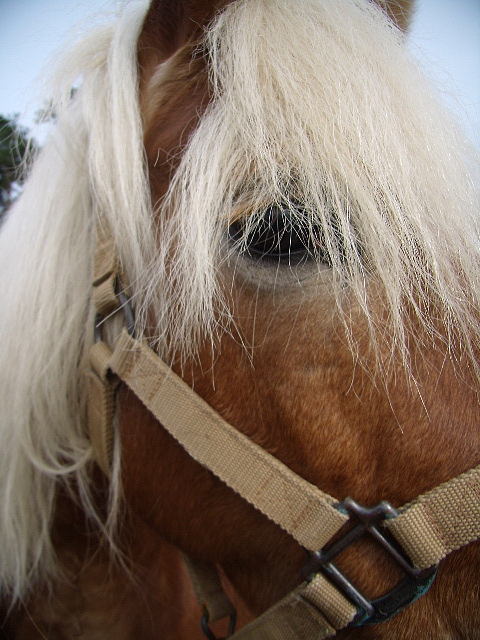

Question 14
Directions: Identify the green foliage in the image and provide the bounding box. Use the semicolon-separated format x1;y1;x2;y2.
0;115;35;218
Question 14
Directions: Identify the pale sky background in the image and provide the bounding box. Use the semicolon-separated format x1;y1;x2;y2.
0;0;479;148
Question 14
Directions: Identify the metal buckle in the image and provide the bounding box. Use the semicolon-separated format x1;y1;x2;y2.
201;608;237;640
94;287;135;343
302;498;438;626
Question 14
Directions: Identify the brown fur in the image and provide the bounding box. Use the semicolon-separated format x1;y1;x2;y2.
3;1;479;638
119;272;480;636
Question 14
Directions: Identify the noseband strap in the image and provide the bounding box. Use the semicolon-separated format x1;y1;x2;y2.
88;223;480;638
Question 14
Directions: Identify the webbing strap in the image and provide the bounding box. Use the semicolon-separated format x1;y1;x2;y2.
180;556;355;639
92;221;120;317
87;341;119;475
182;556;236;623
181;556;357;637
387;465;480;569
108;328;349;552
229;574;349;640
88;221;123;473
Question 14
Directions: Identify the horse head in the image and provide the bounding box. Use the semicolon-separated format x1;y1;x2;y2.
1;1;479;638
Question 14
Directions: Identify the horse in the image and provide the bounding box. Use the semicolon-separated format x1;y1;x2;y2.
1;0;480;638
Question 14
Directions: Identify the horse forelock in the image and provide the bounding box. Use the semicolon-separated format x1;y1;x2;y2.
143;0;480;368
0;0;479;606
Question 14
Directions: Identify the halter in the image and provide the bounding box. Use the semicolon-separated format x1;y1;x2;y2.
88;223;480;639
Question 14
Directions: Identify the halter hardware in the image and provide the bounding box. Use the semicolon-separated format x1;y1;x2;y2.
201;608;237;640
302;498;438;627
94;286;135;344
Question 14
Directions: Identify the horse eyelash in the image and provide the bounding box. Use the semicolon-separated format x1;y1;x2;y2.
228;203;345;267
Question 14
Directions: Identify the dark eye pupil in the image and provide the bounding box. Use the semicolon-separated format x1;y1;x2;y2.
229;205;321;263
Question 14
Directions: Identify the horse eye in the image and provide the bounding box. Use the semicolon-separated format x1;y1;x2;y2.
229;205;326;264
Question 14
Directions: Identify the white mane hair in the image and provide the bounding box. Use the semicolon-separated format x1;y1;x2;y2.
0;0;479;604
0;0;153;604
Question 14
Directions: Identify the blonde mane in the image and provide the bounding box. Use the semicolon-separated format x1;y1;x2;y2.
0;0;479;605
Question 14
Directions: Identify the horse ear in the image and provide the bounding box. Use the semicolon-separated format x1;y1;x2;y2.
374;0;415;31
138;0;229;70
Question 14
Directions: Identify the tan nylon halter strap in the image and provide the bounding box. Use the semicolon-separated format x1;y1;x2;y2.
88;224;480;638
386;465;480;569
181;555;237;625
